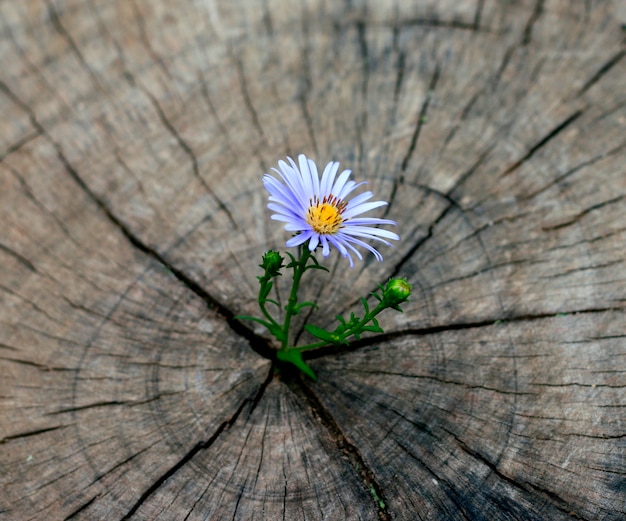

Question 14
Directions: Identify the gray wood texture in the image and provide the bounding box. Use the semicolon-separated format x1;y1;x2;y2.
1;1;625;519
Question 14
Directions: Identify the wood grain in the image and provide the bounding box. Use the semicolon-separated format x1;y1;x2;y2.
1;0;625;519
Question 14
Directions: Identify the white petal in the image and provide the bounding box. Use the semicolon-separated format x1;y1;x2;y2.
338;180;367;200
343;226;400;241
286;231;312;247
346;217;397;226
297;154;314;197
320;235;330;256
331;170;352;197
308;157;320;195
343;200;388;219
320;161;339;196
308;233;320;251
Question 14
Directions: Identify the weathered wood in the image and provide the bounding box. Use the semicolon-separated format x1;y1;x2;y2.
1;0;625;519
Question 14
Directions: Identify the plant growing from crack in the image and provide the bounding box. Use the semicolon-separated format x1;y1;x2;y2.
237;154;411;380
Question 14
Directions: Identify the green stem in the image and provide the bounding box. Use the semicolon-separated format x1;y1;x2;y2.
292;300;388;353
281;246;311;350
258;288;280;330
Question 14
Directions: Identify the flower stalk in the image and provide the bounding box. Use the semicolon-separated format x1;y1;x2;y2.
236;154;410;380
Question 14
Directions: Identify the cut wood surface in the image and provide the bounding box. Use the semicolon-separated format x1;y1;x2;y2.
1;1;625;519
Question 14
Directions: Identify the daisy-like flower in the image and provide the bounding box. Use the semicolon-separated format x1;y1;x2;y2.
263;154;399;268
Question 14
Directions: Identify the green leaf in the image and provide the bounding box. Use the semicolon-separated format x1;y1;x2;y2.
276;349;317;381
304;324;343;345
361;324;384;333
370;291;382;302
259;280;273;301
360;297;370;314
285;251;298;268
294;301;319;313
235;315;284;342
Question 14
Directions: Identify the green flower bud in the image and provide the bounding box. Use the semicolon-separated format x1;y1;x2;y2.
259;250;284;279
382;277;412;309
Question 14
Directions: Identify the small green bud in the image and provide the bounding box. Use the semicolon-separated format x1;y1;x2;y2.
259;250;284;279
382;277;412;309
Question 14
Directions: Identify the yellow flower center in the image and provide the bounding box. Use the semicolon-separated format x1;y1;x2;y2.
305;195;347;235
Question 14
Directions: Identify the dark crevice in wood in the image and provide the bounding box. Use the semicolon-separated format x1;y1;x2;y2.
394;438;470;521
389;200;455;279
0;243;38;273
473;0;485;31
233;55;268;146
47;391;184;415
0;129;43;164
66;442;159;521
33;136;275;362
119;367;273;521
130;0;176;85
384;63;441;217
441;91;480;148
521;0;544;46
542;195;625;231
261;0;274;35
445;428;590;520
400;63;440;172
356;20;369;168
577;47;626;97
141;88;239;230
0;355;76;373
538;259;624;280
524;483;587;521
390;18;483;32
289;378;391;520
393;48;405;104
343;369;537;396
2;81;256;359
0;425;68;444
298;14;318;157
448;145;494;201
63;495;98;521
491;45;515;89
45;0;104;92
304;306;623;360
0;342;18;352
197;73;237;158
521;140;626;201
499;109;584;178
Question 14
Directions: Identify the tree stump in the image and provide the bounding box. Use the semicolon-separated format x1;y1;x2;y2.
1;1;625;519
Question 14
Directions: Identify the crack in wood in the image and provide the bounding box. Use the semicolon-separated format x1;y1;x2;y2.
289;377;391;521
473;0;485;31
445;427;591;520
400;63;440;173
45;0;104;92
118;367;273;520
521;0;544;46
0;243;38;273
343;369;538;395
19;123;275;361
0;129;43;164
577;47;626;97
499;109;585;178
298;14;319;158
233;55;268;146
304;306;624;360
521;140;626;201
542;195;625;231
140;88;239;230
356;20;369;168
0;425;68;444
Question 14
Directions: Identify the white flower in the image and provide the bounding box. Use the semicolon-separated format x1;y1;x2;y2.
263;154;399;267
